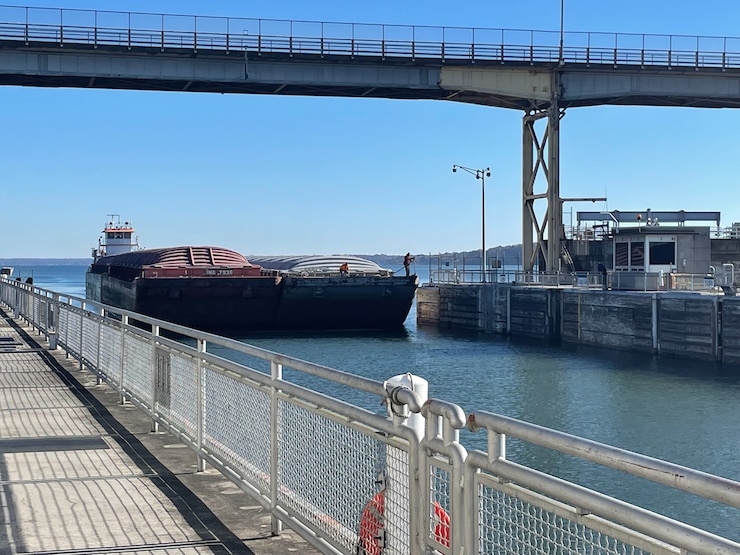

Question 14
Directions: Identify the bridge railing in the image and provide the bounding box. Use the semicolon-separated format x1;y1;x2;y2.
3;5;740;69
2;277;740;554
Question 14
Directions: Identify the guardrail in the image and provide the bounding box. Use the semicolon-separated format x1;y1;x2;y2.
428;269;736;293
2;277;739;554
3;5;740;69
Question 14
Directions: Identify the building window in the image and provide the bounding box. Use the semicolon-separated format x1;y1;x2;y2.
649;242;675;265
631;243;644;268
615;242;629;267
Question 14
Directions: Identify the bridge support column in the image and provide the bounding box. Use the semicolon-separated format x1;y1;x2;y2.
522;104;564;272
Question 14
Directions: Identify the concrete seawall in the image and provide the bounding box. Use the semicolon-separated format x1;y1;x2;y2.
417;284;740;365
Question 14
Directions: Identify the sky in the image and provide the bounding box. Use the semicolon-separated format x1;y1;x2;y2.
2;0;740;258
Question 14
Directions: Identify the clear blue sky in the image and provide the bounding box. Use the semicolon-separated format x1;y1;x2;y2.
2;0;740;258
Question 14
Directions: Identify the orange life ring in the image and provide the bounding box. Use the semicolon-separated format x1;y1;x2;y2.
358;494;451;554
432;501;450;547
358;492;385;555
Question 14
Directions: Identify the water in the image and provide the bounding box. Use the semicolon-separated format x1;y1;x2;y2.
13;262;740;542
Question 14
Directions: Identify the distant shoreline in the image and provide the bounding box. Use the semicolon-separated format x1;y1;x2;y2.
0;259;92;265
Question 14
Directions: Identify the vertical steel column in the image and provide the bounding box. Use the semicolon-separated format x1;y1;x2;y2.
521;70;564;272
546;103;562;272
522;114;535;272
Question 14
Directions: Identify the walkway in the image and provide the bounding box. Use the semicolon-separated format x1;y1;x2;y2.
0;306;317;555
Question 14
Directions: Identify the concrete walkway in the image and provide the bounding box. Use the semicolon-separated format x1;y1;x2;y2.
0;307;318;555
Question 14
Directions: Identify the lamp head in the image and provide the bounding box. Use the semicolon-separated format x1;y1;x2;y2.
452;166;457;173
485;170;491;178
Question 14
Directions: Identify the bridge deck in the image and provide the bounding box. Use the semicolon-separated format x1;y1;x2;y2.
0;306;315;555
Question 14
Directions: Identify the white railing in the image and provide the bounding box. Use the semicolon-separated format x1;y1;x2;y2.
3;6;740;70
428;269;736;293
2;277;739;555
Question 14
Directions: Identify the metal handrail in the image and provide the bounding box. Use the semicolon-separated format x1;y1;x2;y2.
3;5;740;69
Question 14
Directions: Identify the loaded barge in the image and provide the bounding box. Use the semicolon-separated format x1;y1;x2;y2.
85;218;417;332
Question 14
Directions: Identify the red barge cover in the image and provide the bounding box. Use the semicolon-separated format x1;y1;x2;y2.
90;246;264;279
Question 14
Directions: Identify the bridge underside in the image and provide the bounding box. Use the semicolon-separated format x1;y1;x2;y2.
4;45;740;109
3;43;740;271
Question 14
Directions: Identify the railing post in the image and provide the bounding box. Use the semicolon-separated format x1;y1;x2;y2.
48;293;59;350
119;315;127;404
78;308;84;370
652;293;659;353
196;338;207;472
385;373;427;554
95;307;103;385
150;325;160;432
382;24;385;59
270;359;283;537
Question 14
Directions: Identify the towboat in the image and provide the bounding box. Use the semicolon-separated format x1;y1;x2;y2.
85;219;417;333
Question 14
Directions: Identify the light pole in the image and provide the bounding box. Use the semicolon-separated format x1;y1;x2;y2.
559;0;564;64
452;165;491;283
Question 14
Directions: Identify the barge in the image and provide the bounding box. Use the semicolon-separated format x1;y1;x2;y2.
85;218;417;332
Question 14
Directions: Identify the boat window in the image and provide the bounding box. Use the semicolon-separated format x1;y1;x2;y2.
124;232;131;239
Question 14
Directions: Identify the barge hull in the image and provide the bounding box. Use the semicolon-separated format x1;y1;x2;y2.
86;273;418;332
276;275;418;330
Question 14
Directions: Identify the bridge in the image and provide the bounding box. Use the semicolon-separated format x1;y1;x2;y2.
3;5;740;270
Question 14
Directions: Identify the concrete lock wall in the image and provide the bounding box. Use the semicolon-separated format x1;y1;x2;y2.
721;297;740;365
417;284;740;365
658;294;717;360
561;290;654;352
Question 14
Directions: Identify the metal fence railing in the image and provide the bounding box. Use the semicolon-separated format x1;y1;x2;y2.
2;277;739;555
427;268;737;293
3;5;740;70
